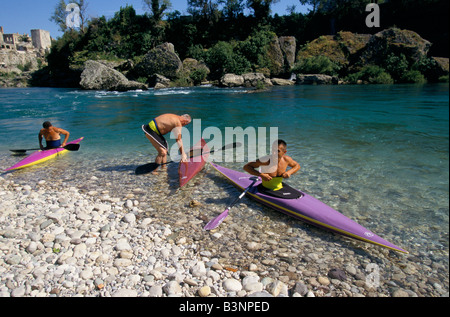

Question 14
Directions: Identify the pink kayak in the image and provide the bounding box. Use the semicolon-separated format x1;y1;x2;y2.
178;138;209;187
5;137;84;171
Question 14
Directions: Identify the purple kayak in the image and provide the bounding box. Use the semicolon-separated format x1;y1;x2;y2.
210;163;408;254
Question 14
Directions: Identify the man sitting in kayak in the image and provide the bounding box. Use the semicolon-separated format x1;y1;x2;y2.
142;113;192;166
244;139;301;196
38;121;70;150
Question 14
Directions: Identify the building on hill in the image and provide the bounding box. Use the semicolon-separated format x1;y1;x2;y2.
1;26;51;52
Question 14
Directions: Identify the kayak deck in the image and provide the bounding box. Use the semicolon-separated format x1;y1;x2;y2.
210;162;408;254
5;137;84;171
178;138;209;187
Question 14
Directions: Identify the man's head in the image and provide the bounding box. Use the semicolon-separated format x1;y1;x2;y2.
180;114;192;126
273;139;287;159
43;121;52;129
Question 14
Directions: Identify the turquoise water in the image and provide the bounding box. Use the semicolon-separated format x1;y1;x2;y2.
0;84;448;253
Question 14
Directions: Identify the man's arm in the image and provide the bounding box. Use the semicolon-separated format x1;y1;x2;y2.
173;126;187;162
281;156;300;178
38;130;44;150
56;128;70;146
243;160;272;181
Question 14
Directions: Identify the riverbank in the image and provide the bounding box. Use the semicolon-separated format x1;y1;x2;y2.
0;164;448;297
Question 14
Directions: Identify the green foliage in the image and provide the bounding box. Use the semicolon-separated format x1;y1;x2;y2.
438;75;449;83
346;65;394;84
400;70;426;84
206;41;245;78
293;55;341;76
44;0;448;87
189;68;208;84
383;53;409;82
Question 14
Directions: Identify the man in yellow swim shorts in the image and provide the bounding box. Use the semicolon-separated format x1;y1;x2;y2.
142;113;192;166
244;139;300;193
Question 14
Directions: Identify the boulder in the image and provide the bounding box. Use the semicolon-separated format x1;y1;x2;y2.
266;35;285;76
80;60;147;91
220;73;244;87
359;27;431;66
242;72;271;87
296;74;338;85
278;36;297;70
133;43;183;80
271;78;295;86
149;74;171;89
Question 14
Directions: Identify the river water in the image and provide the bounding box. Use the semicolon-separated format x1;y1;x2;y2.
0;84;448;262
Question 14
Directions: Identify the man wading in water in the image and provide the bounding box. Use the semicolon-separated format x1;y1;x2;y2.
142;113;192;168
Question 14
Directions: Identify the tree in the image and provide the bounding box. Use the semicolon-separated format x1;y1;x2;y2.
246;0;279;21
188;0;221;22
220;0;246;20
50;0;89;33
143;0;172;21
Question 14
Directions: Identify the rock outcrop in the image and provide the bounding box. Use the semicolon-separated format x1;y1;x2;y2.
358;28;431;66
296;74;338;85
80;60;147;91
220;73;244;87
132;43;183;80
278;36;297;71
266;35;285;77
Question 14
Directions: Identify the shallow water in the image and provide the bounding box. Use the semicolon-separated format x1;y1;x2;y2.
0;84;448;256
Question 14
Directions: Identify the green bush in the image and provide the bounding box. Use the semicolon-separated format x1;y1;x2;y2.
189;68;208;85
205;41;252;79
438;75;449;83
346;65;394;84
401;70;426;84
293;55;341;76
384;53;409;82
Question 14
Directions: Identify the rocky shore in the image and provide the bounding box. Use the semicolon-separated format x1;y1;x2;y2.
0;161;448;298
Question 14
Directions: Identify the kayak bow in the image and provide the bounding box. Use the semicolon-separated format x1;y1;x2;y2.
178;138;209;187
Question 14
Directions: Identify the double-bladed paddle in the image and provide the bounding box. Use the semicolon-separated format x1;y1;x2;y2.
203;176;259;231
135;142;242;175
10;143;80;154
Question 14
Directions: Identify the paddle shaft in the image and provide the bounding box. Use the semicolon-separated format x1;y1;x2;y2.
10;143;80;153
163;142;239;166
203;177;259;231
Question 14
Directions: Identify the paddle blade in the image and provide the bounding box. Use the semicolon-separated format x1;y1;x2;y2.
135;162;160;175
64;143;80;151
9;149;34;154
203;209;229;231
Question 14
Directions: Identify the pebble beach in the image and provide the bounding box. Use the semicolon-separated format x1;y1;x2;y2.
0;154;448;298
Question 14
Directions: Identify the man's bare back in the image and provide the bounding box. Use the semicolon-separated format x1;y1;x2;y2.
38;121;70;149
144;113;192;164
154;114;186;135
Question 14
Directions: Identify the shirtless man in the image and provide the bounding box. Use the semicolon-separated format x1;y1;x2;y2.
244;139;300;191
142;113;192;165
38;121;70;150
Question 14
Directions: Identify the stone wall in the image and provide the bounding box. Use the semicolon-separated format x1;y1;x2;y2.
31;29;51;51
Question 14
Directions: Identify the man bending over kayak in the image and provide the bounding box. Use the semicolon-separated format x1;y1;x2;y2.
244;139;300;192
39;121;70;150
142;113;192;166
